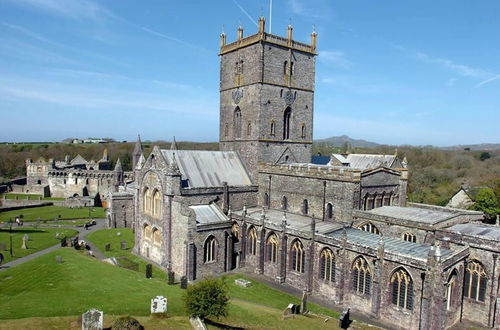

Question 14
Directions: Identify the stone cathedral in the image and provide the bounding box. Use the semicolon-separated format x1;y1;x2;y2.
108;18;500;329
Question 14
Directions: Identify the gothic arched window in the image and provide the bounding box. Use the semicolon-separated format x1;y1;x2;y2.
359;222;380;235
266;233;279;263
204;236;217;263
283;107;291;140
152;227;161;246
320;248;335;282
143;188;151;214
391;268;414;310
446;270;458;311
248;227;257;255
152;190;161;218
325;202;333;220
302;199;309;215
352;256;371;295
291;239;305;273
464;260;487;302
402;232;417;243
234;107;242;139
143;224;152;241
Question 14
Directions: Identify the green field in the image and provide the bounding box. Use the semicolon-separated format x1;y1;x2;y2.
0;227;78;264
0;248;353;329
1;193;65;201
0;205;105;222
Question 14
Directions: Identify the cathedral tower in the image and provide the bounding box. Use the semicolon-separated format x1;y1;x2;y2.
219;18;317;181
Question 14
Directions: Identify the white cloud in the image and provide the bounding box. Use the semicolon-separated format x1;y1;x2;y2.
415;52;491;79
475;74;500;88
319;50;351;68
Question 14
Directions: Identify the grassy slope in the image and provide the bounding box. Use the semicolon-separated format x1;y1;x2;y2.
0;205;105;222
0;227;78;263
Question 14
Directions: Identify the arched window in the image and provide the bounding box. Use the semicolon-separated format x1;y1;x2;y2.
248;227;257;255
247;122;252;136
231;223;240;241
290;62;294;76
325;203;333;220
143;224;152;241
383;193;391;206
283;107;291;140
359;222;380;235
284;61;288;75
464;260;487;302
270;121;276;136
402;232;416;243
391;268;414;310
320;248;335;282
152;228;161;246
234;107;242;139
153;190;161;218
301;123;306;139
281;196;288;210
352;257;371;295
376;194;383;208
291;240;305;273
266;233;279;263
446;270;458;311
367;195;375;210
143;188;151;214
204;236;217;263
264;193;270;207
302;199;309;215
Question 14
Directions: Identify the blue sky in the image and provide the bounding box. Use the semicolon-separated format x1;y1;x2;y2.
0;0;499;146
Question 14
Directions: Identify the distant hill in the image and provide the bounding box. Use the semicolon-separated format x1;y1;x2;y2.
440;143;500;151
315;135;382;148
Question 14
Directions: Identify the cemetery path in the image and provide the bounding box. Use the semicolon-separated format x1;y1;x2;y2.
0;219;106;271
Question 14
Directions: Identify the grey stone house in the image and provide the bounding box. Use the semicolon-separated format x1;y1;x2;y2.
107;18;499;329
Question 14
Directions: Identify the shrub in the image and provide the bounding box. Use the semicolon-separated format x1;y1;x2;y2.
111;316;144;330
184;277;229;320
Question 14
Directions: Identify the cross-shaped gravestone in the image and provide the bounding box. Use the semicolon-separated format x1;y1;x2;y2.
82;308;103;330
21;235;28;249
151;296;167;314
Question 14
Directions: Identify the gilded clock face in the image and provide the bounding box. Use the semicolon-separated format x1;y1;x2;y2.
232;89;243;104
284;90;295;105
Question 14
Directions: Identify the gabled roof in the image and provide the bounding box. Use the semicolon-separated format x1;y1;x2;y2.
330;153;401;170
446;223;500;241
160;150;252;188
71;154;87;165
190;204;228;224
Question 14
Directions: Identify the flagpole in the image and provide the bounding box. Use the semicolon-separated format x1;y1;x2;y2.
269;0;272;34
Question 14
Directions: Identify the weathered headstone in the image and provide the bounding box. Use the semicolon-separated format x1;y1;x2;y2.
146;263;153;278
21;235;28;249
234;279;252;287
82;308;103;330
150;296;167;314
105;243;111;251
120;240;127;250
23;234;30;241
168;271;175;285
180;276;188;289
282;303;296;320
55;255;63;264
339;307;350;329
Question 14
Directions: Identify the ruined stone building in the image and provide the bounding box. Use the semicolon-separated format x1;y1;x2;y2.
107;18;500;329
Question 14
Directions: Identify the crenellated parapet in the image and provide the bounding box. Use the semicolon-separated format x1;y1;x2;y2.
259;163;362;182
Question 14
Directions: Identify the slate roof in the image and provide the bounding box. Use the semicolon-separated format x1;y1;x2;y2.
330;154;400;170
446;223;500;241
327;228;453;261
190;204;228;224
71;154;87;165
365;206;458;224
160;150;252;188
311;155;331;165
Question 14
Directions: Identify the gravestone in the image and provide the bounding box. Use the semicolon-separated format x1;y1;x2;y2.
168;271;175;285
180;276;188;289
105;243;111;251
0;242;6;251
146;264;153;278
55;232;60;239
120;240;127;250
282;303;296;320
23;234;30;241
339;307;350;329
55;255;63;264
234;279;252;287
21;235;28;249
82;308;103;330
150;296;167;314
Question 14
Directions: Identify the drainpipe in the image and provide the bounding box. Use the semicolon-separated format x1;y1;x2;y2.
322;181;326;221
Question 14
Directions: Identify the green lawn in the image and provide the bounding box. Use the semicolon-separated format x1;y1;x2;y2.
0;227;78;264
86;228;168;281
0;205;105;222
2;193;65;201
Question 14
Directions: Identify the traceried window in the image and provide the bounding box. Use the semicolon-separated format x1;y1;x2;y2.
248;227;257;256
391;268;414;310
204;236;217;263
464;260;487;302
320;248;335;282
266;233;279;263
291;239;305;273
359;222;380;235
283;107;291;140
234;107;242;139
352;257;371;295
402;232;417;243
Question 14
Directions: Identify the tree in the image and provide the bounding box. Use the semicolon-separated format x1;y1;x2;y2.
473;187;500;221
479;152;491;161
184;277;229;320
